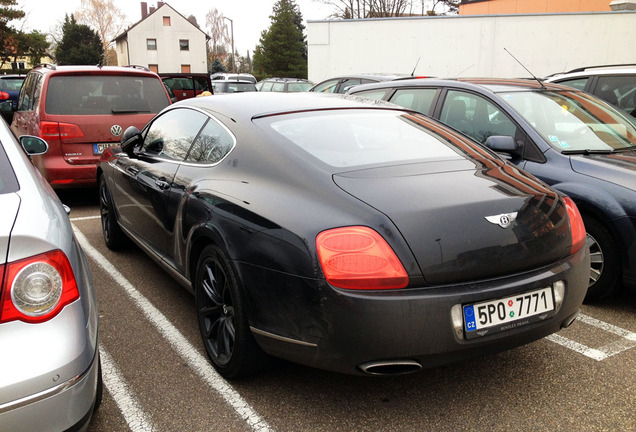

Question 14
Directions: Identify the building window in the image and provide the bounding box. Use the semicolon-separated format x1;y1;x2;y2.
149;64;159;73
181;65;191;73
147;39;157;50
163;16;171;26
179;40;189;51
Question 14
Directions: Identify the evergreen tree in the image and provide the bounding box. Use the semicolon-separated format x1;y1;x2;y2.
55;14;104;65
209;58;227;74
252;0;307;79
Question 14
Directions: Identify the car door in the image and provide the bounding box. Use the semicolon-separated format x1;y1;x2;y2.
165;114;237;274
112;107;210;256
433;88;529;148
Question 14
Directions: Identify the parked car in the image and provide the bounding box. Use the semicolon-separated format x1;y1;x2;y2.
256;77;313;92
9;64;172;188
0;120;101;431
0;74;25;124
545;64;636;119
349;77;636;301
210;79;257;94
210;72;257;83
160;73;213;101
309;74;408;94
98;92;588;378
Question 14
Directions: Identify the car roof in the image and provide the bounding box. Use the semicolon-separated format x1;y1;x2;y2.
169;92;404;121
32;64;160;77
317;74;409;82
546;64;636;81
159;72;210;78
262;77;311;82
0;74;25;79
349;77;575;94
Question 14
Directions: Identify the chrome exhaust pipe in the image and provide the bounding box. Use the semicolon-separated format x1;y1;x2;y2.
358;360;422;376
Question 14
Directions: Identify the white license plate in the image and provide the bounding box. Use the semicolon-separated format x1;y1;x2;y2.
463;287;555;337
93;143;112;155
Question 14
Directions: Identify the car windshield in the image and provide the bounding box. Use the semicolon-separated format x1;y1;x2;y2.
500;90;636;153
46;75;171;115
265;110;467;168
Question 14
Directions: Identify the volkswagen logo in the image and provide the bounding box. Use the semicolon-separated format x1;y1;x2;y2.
485;212;518;229
110;125;123;137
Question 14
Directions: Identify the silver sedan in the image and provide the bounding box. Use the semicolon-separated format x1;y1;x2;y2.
0;119;101;432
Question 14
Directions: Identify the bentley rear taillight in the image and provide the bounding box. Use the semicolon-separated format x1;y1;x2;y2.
316;226;408;290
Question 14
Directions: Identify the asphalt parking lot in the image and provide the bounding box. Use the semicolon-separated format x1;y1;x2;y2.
58;189;636;432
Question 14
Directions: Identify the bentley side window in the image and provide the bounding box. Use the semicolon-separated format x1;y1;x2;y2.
186;117;235;164
142;108;208;160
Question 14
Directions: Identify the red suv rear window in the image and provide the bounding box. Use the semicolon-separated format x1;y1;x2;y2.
45;75;170;115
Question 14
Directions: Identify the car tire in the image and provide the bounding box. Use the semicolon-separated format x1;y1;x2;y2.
195;245;268;379
583;216;621;302
99;175;128;250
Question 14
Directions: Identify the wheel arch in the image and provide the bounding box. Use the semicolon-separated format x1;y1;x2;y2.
187;224;230;286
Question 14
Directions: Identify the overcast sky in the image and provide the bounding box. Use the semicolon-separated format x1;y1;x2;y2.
19;0;333;54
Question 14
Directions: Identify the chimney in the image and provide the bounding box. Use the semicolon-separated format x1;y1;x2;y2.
158;1;165;8
141;2;148;19
149;6;156;14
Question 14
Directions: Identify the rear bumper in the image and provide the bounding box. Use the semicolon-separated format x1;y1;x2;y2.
0;302;100;432
246;245;589;375
31;154;98;188
0;351;99;432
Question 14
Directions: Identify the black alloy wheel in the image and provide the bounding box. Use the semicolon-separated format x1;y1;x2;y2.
195;245;266;379
583;216;621;302
99;175;128;250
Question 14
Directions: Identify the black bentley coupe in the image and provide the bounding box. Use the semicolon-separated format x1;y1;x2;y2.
98;92;589;378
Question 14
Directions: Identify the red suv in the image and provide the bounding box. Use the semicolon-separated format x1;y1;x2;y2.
10;64;171;188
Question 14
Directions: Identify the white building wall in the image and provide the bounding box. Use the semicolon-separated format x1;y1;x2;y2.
307;11;636;82
121;6;207;73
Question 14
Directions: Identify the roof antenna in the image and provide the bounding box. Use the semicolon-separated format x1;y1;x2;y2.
456;64;475;77
411;58;420;76
504;48;545;89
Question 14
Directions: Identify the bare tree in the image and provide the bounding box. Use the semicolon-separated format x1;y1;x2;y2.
315;0;458;17
367;0;411;17
75;0;126;65
315;0;369;18
205;9;230;54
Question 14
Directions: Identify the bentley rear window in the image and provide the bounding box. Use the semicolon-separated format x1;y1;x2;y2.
266;110;463;168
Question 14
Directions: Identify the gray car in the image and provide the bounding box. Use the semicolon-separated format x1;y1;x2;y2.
0;119;101;431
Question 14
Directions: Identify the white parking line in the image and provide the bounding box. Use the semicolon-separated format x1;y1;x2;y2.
69;215;101;221
100;348;157;432
546;313;636;361
73;227;273;432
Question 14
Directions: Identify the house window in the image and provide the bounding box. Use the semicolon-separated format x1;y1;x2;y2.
147;39;157;50
181;65;191;73
149;64;159;73
179;40;189;51
163;16;171;26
